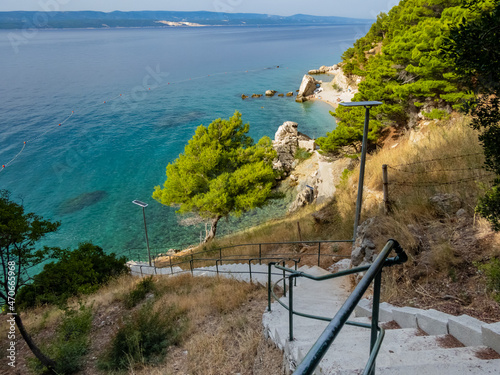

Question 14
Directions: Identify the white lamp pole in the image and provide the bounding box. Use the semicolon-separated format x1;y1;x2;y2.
132;199;152;267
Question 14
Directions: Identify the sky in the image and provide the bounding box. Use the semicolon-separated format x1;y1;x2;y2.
0;0;400;19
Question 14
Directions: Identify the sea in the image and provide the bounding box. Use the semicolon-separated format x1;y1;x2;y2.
0;24;368;261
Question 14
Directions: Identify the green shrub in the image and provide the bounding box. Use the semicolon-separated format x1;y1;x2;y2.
17;242;128;309
124;276;155;308
331;82;342;91
476;185;500;232
30;305;93;374
337;168;354;189
422;109;450;120
99;302;188;370
478;258;500;303
294;147;312;161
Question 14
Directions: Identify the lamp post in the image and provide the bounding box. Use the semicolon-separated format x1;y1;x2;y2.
339;101;382;240
132;199;152;267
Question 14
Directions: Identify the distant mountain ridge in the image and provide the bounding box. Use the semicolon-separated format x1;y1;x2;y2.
0;10;373;29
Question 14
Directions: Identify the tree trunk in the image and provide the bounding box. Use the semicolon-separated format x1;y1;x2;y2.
204;215;222;243
15;314;57;373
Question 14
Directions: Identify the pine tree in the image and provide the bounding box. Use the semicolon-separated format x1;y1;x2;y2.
153;111;279;242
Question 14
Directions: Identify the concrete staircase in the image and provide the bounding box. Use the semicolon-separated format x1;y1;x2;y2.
262;265;500;374
128;261;500;374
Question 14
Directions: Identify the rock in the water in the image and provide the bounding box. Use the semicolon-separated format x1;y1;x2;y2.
265;90;277;97
241;94;248;99
251;94;262;98
272;121;299;175
278;93;284;97
296;75;319;102
286;92;294;97
429;193;462;216
58;190;108;215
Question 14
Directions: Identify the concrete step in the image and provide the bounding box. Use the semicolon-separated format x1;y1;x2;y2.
286;328;459;359
319;346;494;374
337;359;500;375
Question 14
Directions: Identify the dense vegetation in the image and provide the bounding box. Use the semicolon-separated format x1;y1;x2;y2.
443;0;500;230
17;242;128;310
153;111;279;242
317;0;494;153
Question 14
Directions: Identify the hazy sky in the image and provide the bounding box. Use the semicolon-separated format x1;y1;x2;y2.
0;0;399;19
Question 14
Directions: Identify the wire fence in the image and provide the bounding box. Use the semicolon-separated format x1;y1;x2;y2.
390;152;484;168
385;152;496;189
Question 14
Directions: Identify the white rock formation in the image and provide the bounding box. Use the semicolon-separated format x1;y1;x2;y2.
296;75;319;102
272;121;299;176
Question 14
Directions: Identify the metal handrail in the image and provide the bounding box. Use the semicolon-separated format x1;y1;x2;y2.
132;255;301;282
123;239;353;267
267;239;407;375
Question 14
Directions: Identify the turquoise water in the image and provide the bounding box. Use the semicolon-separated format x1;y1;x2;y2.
0;25;365;259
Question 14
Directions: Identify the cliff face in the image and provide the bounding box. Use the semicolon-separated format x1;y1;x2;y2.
329;64;362;92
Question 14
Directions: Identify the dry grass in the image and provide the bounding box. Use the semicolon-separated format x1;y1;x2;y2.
365;116;487;215
22;305;65;335
331;116;500;319
81;273;137;308
131;274;281;375
14;273;283;375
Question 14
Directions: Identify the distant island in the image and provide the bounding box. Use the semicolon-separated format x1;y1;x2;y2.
0;10;373;29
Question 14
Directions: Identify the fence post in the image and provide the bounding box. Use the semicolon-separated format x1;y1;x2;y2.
289;276;294;341
259;244;262;265
297;221;302;241
370;270;382;375
318;242;321;266
282;261;286;297
382;164;390;215
268;263;273;311
169;256;173;275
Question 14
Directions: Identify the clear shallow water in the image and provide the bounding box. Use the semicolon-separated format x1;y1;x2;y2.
0;25;365;259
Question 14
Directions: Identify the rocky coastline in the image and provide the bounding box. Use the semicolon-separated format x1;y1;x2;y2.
240;63;359;108
268;63;361;213
297;64;360;107
271;120;355;214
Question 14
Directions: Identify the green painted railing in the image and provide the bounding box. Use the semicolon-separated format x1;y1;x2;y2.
120;239;354;267
267;239;407;375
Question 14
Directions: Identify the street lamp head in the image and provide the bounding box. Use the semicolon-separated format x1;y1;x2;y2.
339;101;382;108
132;200;148;208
